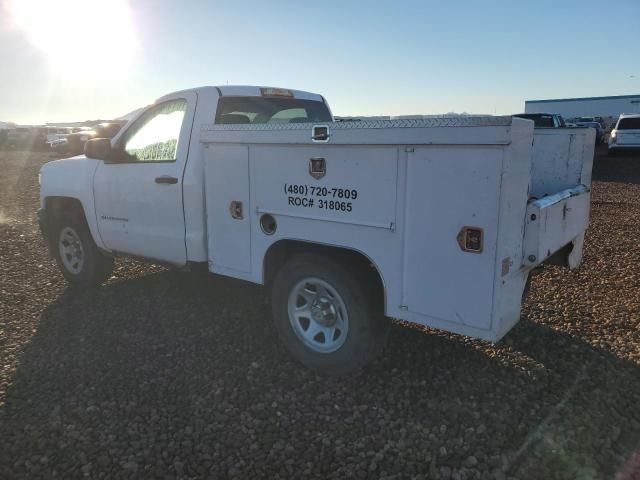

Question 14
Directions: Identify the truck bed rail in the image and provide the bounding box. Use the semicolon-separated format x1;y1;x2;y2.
202;116;513;132
201;117;515;146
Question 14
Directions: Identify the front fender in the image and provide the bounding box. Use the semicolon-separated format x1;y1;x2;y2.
39;156;105;250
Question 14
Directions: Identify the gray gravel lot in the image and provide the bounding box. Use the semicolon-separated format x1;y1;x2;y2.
0;147;639;479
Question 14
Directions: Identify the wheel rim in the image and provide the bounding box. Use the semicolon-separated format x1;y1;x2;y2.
287;277;349;353
58;227;84;274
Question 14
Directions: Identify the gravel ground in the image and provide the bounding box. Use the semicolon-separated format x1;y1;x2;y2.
0;146;639;480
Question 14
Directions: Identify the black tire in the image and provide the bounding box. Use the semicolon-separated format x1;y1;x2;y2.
271;253;389;376
51;213;114;287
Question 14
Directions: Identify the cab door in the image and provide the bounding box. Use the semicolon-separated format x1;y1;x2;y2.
92;91;197;265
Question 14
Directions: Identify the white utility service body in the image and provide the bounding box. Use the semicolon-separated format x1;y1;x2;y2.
38;86;595;372
201;117;594;341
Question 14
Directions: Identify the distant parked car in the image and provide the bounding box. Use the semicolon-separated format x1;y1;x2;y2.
575;121;604;143
45;127;76;147
575;116;605;129
608;114;640;155
513;113;566;128
53;121;126;156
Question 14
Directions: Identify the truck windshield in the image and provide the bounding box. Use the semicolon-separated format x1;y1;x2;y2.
215;97;332;125
617;118;640;130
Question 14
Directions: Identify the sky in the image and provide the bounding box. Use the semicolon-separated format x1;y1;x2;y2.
1;0;639;125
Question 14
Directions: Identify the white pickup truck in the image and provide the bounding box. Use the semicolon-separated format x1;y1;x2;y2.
38;86;595;375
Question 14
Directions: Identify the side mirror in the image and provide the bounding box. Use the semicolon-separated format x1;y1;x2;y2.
84;138;113;161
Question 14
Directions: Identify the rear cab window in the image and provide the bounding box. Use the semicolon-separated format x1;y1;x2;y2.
215;97;332;125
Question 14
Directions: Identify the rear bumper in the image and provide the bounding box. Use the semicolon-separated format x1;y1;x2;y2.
522;184;591;268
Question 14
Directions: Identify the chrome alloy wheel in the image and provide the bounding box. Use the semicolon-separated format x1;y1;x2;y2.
58;227;84;274
287;278;349;353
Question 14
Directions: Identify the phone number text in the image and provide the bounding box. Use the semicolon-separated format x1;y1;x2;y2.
284;183;358;199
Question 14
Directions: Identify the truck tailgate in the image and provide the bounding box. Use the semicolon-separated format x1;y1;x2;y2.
522;184;590;267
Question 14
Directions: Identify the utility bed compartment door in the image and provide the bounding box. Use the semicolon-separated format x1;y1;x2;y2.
402;146;503;330
204;145;252;275
251;146;397;229
522;185;590;267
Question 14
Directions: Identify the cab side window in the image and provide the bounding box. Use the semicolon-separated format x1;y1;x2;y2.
121;99;187;162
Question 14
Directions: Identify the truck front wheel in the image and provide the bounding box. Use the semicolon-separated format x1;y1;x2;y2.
271;253;389;375
52;214;114;287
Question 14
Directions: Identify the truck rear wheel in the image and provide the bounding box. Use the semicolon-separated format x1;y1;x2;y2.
271;253;388;375
52;214;114;287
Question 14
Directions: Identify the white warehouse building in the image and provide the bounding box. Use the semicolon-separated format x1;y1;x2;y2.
525;94;640;127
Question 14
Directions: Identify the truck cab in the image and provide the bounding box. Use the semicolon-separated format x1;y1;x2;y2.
39;86;595;375
40;86;332;264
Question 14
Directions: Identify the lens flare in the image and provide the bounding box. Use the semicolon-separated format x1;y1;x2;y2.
6;0;138;81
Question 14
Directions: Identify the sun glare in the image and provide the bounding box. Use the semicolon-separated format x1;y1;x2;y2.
7;0;137;81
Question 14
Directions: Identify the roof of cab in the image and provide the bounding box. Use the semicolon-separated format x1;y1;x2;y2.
157;85;324;103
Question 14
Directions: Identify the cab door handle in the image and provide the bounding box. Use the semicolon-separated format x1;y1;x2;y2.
155;176;178;184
